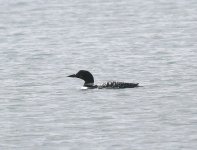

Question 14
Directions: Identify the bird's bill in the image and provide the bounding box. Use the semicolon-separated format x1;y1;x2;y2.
67;74;76;77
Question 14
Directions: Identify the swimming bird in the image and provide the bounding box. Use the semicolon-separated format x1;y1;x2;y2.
67;70;139;89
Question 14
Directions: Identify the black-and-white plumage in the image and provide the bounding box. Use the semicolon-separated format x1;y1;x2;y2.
68;70;139;89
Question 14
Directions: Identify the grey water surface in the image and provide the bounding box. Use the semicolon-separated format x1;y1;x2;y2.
0;0;197;149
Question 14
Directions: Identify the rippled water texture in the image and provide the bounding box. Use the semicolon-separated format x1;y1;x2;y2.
0;0;197;149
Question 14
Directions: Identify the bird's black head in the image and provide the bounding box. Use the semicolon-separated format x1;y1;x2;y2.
68;70;94;85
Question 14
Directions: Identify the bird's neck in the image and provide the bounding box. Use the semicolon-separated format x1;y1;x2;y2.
84;82;98;88
84;82;94;87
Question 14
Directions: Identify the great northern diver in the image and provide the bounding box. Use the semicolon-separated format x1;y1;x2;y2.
68;70;139;89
